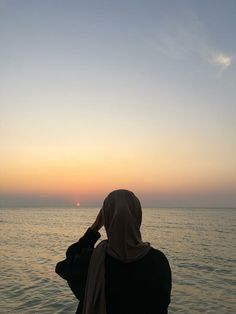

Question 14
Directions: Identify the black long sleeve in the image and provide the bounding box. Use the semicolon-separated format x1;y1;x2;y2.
66;227;101;259
55;228;101;301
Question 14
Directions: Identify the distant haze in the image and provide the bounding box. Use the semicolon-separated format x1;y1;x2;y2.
1;1;236;208
0;189;235;208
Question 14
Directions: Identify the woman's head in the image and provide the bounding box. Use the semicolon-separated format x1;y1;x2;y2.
102;189;142;237
101;189;149;262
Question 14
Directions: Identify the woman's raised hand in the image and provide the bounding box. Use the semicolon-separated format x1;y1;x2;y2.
90;208;103;232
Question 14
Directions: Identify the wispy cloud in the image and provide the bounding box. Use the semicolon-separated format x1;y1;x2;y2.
210;53;232;70
151;7;233;75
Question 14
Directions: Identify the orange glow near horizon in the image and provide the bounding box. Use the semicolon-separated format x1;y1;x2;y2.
1;143;235;206
1;117;236;207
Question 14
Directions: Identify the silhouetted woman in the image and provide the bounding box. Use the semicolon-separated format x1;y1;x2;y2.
56;189;172;314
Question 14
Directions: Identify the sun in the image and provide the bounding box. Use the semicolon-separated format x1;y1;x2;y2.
76;202;80;207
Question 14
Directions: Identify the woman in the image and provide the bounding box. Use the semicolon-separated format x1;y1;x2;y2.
56;189;172;314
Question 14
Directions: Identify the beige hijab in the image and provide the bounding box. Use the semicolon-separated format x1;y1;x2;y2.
82;189;151;314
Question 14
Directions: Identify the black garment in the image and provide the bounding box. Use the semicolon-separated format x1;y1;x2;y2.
55;228;171;314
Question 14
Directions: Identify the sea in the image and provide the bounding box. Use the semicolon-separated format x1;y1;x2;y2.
0;207;235;314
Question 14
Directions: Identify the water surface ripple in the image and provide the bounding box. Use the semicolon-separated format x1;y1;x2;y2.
0;207;235;313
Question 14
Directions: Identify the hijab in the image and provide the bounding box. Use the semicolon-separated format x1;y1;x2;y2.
82;189;151;314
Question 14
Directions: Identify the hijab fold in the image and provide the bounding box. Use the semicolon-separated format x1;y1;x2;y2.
82;190;150;314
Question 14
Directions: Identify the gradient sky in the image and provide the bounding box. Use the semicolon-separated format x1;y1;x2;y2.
1;0;236;207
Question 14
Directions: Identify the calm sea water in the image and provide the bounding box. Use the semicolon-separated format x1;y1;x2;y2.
0;207;235;314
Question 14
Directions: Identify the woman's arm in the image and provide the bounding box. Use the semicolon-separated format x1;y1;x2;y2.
55;208;104;280
66;208;104;259
66;227;101;259
55;209;104;300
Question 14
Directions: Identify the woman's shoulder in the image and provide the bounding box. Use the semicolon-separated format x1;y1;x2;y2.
147;247;171;267
149;246;167;256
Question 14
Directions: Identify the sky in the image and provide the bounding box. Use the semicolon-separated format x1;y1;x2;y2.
0;0;236;208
